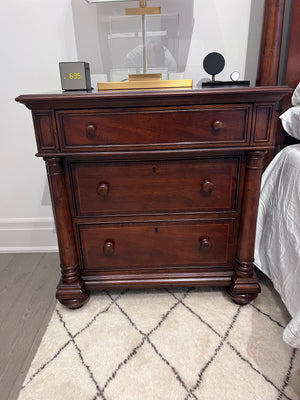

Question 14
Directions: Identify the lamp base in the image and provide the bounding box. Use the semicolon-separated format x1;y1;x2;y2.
98;74;193;91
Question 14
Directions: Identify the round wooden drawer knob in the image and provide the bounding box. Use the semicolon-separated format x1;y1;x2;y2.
86;124;96;139
212;120;223;131
199;236;212;252
202;179;215;193
97;183;109;198
103;240;114;256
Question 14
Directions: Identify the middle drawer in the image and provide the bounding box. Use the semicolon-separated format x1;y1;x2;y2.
70;157;239;216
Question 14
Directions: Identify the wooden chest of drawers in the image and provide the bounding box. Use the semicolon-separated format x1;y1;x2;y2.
16;87;290;308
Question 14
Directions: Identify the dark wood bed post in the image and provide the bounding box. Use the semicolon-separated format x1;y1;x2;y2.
258;0;300;147
282;0;300;110
256;0;286;86
257;0;287;157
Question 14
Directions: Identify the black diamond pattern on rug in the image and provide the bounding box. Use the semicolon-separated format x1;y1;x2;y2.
18;276;300;400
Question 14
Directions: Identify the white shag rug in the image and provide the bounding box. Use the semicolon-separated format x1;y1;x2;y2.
18;275;300;400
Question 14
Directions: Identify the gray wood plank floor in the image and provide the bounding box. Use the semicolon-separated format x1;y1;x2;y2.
0;253;60;400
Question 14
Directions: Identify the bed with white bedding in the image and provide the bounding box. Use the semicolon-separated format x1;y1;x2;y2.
255;85;300;348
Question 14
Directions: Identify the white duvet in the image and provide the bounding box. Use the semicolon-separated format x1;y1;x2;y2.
255;144;300;348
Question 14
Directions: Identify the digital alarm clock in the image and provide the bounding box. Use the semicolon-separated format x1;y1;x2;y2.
59;62;92;91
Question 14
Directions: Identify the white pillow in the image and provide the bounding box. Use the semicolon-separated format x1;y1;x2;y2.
279;106;300;139
292;82;300;106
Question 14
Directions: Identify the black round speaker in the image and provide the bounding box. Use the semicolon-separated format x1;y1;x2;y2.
203;52;225;76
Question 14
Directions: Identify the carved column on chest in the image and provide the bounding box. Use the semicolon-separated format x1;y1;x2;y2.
45;158;90;308
227;150;267;305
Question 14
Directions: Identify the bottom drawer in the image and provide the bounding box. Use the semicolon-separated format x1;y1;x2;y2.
79;220;235;270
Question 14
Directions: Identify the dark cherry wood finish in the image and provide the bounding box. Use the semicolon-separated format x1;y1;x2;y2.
45;158;90;308
16;87;291;308
256;0;286;87
71;158;239;216
257;0;300;148
281;0;300;112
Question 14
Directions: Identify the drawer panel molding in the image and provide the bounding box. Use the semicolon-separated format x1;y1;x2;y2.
79;220;235;270
57;105;251;151
71;158;240;216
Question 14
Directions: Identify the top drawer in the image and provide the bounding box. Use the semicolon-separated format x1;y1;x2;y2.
56;105;251;151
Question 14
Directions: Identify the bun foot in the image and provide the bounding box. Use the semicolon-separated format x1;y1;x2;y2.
226;289;258;305
226;273;260;305
56;279;90;309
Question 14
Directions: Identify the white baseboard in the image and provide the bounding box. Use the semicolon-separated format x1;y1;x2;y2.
0;218;59;253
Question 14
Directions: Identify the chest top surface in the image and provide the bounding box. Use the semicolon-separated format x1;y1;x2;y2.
16;86;291;110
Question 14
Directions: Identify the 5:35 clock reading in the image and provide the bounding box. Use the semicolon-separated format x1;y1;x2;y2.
65;73;82;80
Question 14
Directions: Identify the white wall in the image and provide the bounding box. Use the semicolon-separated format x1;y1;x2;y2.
182;0;252;84
0;0;262;253
0;0;77;252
